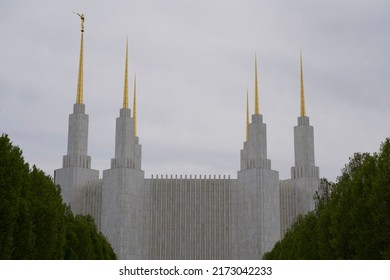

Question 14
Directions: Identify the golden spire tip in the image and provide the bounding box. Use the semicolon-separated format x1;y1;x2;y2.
254;54;259;114
300;50;306;117
123;40;129;109
133;73;137;137
75;13;85;104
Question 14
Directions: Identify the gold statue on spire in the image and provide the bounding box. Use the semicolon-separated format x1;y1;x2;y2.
75;12;85;32
300;50;306;117
254;54;260;114
133;74;137;137
123;40;129;109
75;13;85;104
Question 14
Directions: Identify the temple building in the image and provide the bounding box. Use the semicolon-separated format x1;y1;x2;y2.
54;19;320;259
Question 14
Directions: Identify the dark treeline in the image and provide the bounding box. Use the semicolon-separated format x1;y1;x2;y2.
264;138;390;259
0;134;116;259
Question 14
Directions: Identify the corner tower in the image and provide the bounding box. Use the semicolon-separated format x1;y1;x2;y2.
292;52;319;180
280;52;320;235
101;41;146;259
54;14;99;214
235;56;280;259
291;52;320;213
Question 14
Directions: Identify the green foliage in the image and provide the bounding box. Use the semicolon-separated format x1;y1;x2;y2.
64;211;116;260
0;134;116;259
264;138;390;260
0;134;30;258
29;166;66;259
264;212;320;260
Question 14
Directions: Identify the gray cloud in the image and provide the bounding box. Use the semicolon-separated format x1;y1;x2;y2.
1;0;389;183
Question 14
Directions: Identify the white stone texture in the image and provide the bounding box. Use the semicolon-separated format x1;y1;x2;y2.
83;180;103;229
55;167;99;214
67;104;89;156
279;179;297;235
236;114;280;259
54;103;99;215
101;107;145;259
145;175;235;259
102;168;145;259
111;108;142;169
280;115;320;236
55;102;321;260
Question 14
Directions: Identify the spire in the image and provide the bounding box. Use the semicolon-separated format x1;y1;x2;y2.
123;40;129;109
133;74;137;137
300;50;306;117
246;88;249;142
254;54;260;114
75;14;85;104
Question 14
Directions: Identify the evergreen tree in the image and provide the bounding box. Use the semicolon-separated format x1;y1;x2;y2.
64;212;116;260
0;134;116;259
264;138;390;260
28;166;66;259
0;134;30;259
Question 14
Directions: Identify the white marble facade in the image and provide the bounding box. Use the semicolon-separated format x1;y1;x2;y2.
55;102;319;259
54;40;319;259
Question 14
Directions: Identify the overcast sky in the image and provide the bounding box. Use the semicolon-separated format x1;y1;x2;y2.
1;0;389;182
